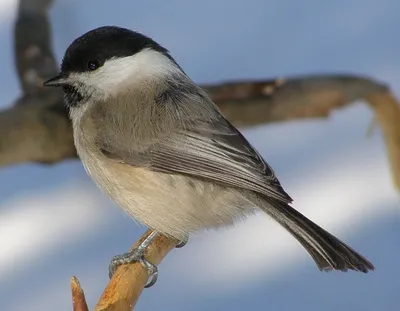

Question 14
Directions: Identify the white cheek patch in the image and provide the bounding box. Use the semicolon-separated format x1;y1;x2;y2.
71;49;180;97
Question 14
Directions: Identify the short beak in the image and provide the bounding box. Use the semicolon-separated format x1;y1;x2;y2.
43;74;69;87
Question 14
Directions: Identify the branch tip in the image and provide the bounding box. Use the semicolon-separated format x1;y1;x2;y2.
71;276;89;311
94;230;178;311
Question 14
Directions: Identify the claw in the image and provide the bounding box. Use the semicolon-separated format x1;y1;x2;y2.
175;236;189;248
108;231;159;287
141;257;158;288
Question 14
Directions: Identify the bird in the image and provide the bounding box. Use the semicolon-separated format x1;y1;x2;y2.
43;25;374;287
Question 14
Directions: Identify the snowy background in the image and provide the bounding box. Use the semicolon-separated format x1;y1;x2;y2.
0;0;399;310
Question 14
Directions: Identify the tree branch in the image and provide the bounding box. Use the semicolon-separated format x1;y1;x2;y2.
70;230;178;311
14;0;59;97
206;75;388;126
71;277;89;311
366;91;400;189
1;75;396;165
0;0;74;166
4;1;398;175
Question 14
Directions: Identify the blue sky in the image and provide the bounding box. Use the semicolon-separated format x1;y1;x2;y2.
0;0;399;310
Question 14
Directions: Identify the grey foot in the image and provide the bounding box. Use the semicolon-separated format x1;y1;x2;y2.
108;231;159;288
175;236;189;248
109;247;158;288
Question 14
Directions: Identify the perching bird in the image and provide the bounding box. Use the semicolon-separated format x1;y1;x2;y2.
44;26;374;287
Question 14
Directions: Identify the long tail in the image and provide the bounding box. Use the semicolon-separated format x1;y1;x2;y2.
261;198;375;272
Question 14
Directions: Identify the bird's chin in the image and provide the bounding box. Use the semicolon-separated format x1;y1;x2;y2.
63;85;84;107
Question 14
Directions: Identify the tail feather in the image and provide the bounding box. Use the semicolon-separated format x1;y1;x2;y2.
262;198;375;273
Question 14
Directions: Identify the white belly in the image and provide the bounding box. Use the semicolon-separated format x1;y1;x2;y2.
79;149;253;240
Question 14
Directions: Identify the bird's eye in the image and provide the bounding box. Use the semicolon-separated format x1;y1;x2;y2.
86;59;101;71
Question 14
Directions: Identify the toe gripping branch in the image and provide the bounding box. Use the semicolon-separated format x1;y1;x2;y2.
108;231;188;288
71;230;182;311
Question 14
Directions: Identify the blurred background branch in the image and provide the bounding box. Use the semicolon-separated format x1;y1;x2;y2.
2;0;400;310
2;0;400;188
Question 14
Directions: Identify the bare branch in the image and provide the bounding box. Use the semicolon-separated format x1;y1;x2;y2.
71;277;89;311
68;230;178;311
0;0;72;166
204;75;388;126
366;91;400;189
1;74;397;168
0;103;74;166
5;1;397;175
14;0;58;98
93;230;178;311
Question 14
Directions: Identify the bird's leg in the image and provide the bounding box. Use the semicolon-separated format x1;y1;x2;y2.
109;231;159;288
175;235;189;248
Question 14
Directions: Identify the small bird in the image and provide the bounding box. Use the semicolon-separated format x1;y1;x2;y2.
44;26;374;287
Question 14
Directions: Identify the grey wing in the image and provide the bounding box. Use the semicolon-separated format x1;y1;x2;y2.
98;75;292;203
148;116;292;203
100;112;292;203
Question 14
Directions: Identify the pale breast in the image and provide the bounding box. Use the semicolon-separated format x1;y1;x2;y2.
76;142;252;240
71;104;253;240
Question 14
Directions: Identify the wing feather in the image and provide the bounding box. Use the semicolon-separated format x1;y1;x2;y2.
97;76;292;203
147;119;292;203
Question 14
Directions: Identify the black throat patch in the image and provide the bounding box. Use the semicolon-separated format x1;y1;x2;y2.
63;85;84;107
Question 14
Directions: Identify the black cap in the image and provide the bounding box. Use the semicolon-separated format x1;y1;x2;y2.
60;26;172;75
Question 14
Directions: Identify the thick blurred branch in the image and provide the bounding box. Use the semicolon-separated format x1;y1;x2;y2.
209;75;388;126
366;92;400;189
0;0;75;166
3;0;400;310
2;0;398;176
15;0;59;96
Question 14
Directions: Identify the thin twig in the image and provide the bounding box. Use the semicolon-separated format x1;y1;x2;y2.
94;230;178;311
69;230;179;311
71;277;89;311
